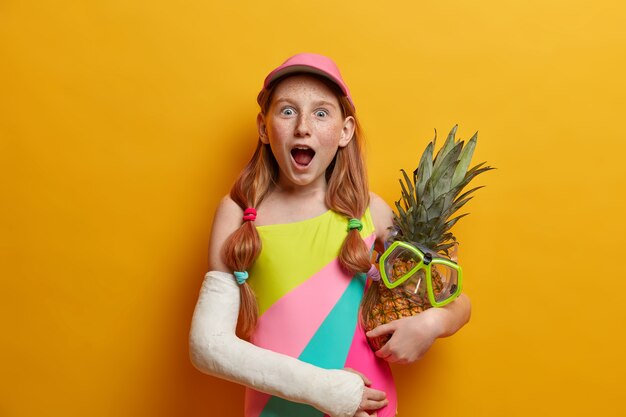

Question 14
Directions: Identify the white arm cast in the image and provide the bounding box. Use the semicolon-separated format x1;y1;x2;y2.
189;270;364;417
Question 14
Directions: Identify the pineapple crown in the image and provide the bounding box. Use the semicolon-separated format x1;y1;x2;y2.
391;125;494;256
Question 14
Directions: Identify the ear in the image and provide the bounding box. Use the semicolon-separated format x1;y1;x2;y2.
338;115;356;147
257;112;269;144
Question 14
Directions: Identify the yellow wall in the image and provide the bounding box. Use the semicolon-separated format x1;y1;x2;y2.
2;1;625;416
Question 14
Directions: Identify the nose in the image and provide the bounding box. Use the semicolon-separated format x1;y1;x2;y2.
294;114;311;137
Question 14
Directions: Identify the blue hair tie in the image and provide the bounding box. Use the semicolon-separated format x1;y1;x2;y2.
347;218;363;232
234;271;249;285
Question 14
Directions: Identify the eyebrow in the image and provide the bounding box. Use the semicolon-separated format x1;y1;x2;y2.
273;98;338;109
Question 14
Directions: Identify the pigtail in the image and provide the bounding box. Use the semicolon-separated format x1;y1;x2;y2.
223;141;277;340
222;220;260;339
326;96;372;276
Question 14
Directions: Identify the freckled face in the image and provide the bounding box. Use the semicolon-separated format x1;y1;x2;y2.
257;74;355;191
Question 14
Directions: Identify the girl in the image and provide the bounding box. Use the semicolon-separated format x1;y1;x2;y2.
189;53;471;417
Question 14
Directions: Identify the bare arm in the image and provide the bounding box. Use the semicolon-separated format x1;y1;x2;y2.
207;195;242;272
430;292;471;337
369;192;394;254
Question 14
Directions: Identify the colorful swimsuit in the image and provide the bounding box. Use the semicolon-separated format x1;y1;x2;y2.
245;208;397;417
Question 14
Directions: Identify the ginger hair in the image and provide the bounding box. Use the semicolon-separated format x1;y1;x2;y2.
223;74;371;340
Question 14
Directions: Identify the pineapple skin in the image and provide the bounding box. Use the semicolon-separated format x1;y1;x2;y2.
362;270;443;351
363;282;427;350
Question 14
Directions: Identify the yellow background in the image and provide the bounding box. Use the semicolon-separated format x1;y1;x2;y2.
2;0;625;416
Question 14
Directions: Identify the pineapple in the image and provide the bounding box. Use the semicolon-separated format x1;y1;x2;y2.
361;125;493;351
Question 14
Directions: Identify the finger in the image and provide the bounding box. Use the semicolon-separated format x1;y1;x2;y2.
383;354;399;364
365;388;386;401
361;398;389;411
374;343;391;359
376;344;399;363
362;374;372;386
376;350;396;363
366;322;396;338
344;368;372;386
375;349;391;360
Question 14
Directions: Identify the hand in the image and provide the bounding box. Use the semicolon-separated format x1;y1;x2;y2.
366;309;444;364
344;368;388;416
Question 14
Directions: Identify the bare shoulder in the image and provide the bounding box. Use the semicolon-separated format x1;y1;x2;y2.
369;192;393;228
369;192;394;251
208;195;243;272
215;195;243;219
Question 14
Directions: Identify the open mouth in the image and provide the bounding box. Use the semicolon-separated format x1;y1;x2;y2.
290;146;315;167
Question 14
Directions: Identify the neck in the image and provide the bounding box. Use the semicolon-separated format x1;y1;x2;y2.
268;176;329;212
274;175;328;197
258;177;330;226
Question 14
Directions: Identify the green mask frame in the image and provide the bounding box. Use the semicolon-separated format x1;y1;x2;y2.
378;241;463;308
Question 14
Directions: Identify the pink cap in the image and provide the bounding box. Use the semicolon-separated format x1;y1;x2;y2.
257;53;355;110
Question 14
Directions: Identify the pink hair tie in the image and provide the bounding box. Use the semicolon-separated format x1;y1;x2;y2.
243;208;257;222
366;265;381;281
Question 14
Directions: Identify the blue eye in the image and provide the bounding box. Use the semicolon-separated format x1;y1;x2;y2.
281;107;295;116
315;110;328;117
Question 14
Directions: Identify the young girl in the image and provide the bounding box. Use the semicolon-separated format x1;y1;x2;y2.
189;53;471;417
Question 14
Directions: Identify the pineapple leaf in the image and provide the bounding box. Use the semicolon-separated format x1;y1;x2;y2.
427;195;445;222
428;187;457;222
462;165;495;187
391;218;406;240
422;180;435;209
437;186;462;216
455;186;485;204
431;141;463;190
437;242;458;254
457;161;487;185
469;161;487;170
427;213;445;225
444;213;470;231
441;196;474;222
452;163;493;192
395;200;408;221
417;204;428;225
415;139;435;196
440;232;455;242
399;178;410;210
391;125;494;251
451;131;478;188
434;158;460;199
401;169;417;209
430;211;467;238
424;216;444;243
448;124;459;141
433;125;458;172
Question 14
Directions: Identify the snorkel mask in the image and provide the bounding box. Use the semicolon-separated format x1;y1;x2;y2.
378;241;462;308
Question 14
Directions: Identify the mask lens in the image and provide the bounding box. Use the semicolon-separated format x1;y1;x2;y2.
383;246;422;285
401;268;428;301
431;262;460;303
